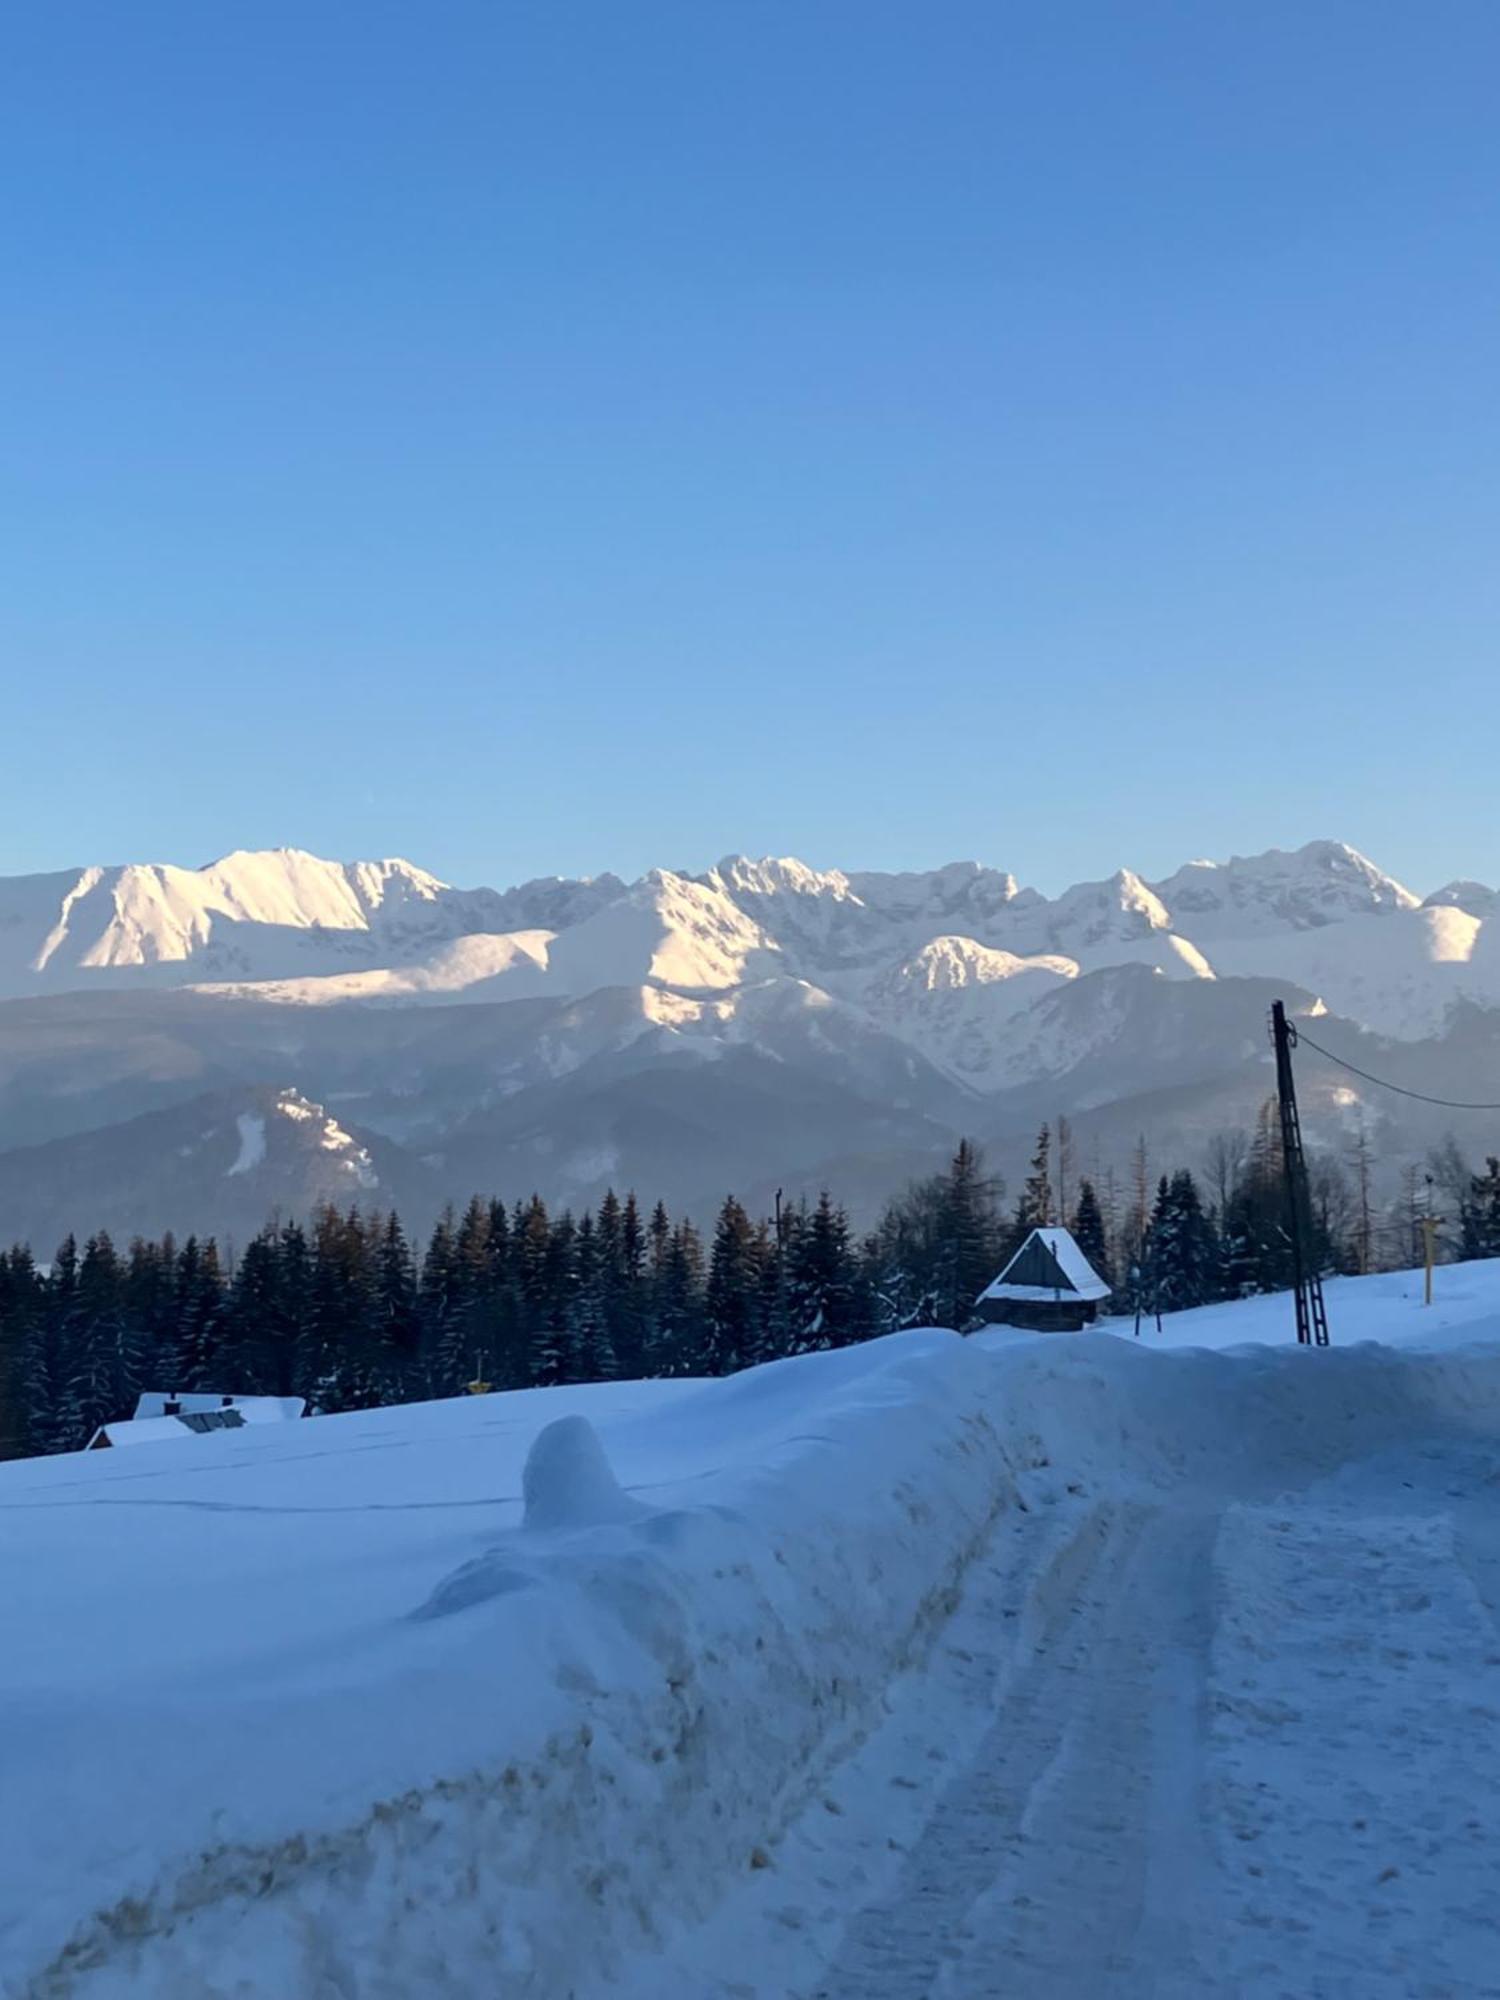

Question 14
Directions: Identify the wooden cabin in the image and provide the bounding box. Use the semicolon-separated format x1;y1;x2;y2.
973;1226;1111;1333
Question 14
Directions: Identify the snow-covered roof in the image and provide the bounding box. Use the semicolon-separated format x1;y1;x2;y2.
978;1227;1111;1304
131;1393;305;1423
91;1412;243;1449
90;1396;308;1450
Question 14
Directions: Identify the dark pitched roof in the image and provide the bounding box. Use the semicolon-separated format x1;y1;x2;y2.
977;1227;1111;1304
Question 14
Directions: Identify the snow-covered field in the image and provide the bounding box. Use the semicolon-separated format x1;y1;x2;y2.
4;1266;1500;1997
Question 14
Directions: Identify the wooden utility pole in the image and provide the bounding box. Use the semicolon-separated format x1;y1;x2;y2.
1269;1001;1331;1347
1418;1171;1446;1306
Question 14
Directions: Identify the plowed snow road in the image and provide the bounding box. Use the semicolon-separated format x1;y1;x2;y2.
643;1376;1500;2000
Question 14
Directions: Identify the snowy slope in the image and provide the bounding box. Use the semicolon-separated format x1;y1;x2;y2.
3;1267;1499;1996
1208;903;1494;1038
1087;1252;1500;1351
192;930;557;1007
859;937;1078;1087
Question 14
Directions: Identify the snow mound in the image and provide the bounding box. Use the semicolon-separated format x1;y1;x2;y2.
521;1414;647;1532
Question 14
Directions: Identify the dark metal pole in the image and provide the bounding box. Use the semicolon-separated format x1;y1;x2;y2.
1269;1000;1331;1346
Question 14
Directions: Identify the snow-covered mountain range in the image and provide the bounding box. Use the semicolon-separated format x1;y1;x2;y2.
2;839;1498;1245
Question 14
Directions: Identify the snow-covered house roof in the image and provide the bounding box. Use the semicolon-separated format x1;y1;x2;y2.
977;1227;1111;1305
88;1394;307;1451
91;1410;245;1450
131;1392;305;1423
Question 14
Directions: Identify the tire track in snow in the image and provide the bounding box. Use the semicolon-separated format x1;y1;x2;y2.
811;1501;1225;2000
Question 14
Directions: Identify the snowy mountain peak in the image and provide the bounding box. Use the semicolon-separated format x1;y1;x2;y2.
702;855;858;903
197;848;451;911
890;936;1067;991
1022;868;1172;952
845;861;1029;923
545;870;779;994
1149;839;1418;939
0;849;534;995
1423;879;1497;920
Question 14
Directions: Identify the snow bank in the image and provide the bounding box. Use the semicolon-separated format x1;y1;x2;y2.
0;1332;1011;1998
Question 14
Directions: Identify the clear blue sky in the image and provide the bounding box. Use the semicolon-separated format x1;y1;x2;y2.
4;2;1497;895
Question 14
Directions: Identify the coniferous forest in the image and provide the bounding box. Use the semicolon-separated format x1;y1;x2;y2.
4;1110;1498;1459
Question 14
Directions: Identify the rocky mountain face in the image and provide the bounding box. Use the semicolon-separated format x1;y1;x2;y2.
1;840;1497;1246
0;1086;396;1252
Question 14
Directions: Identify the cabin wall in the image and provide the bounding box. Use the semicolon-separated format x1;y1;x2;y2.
974;1299;1097;1333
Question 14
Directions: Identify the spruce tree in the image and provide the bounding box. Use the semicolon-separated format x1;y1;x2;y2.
374;1211;422;1396
0;1246;43;1456
443;1196;495;1394
640;1200;674;1375
943;1140;1004;1328
1018;1125;1054;1234
73;1232;126;1437
1461;1157;1500;1260
170;1237;223;1390
419;1207;461;1391
705;1196;761;1374
1071;1178;1113;1292
306;1207;377;1411
230;1229;284;1393
23;1304;78;1455
1145;1170;1218;1313
791;1192;861;1350
532;1210;579;1387
568;1213;617;1383
654;1219;705;1376
273;1220;313;1396
617;1192;648;1377
23;1240;85;1454
756;1222;795;1362
513;1196;551;1381
123;1234;177;1388
595;1190;646;1380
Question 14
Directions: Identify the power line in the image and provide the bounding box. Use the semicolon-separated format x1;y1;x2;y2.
1293;1026;1500;1112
